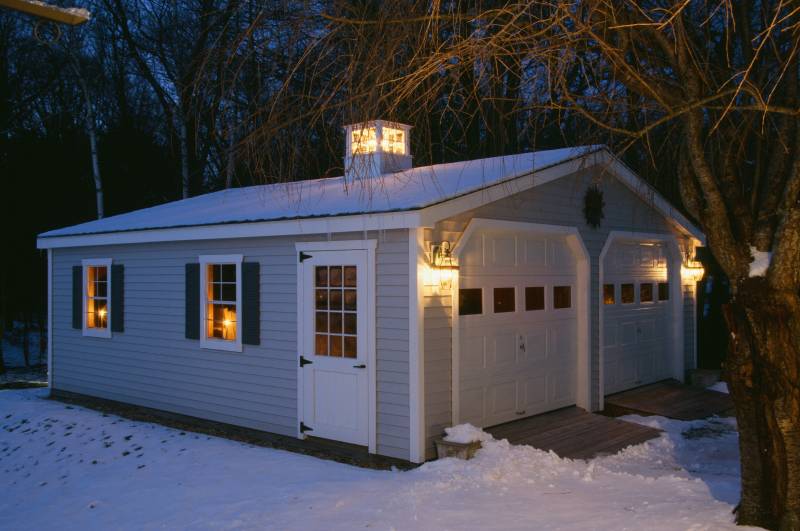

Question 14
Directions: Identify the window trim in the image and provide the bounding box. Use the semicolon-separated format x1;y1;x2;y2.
199;254;243;352
82;258;113;338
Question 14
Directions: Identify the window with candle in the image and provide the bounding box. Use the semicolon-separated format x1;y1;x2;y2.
199;255;242;351
84;261;111;336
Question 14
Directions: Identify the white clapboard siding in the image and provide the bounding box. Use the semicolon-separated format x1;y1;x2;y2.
422;166;692;458
52;229;411;461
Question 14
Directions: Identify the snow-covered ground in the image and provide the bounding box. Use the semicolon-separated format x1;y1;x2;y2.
0;389;753;530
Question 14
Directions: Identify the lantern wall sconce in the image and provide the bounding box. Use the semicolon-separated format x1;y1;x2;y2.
680;246;705;283
427;241;459;289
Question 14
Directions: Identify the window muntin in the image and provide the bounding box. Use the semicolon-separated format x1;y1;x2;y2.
459;288;483;316
199;255;242;352
553;286;572;309
525;286;545;311
314;265;358;358
620;283;635;304
206;264;237;341
640;283;654;303
493;287;515;313
603;284;615;305
658;282;670;301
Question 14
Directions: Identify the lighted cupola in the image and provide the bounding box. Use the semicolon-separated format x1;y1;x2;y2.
344;120;412;181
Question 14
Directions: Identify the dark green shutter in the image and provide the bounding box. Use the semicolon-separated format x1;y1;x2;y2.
111;264;124;333
72;266;82;329
185;263;200;339
242;262;260;345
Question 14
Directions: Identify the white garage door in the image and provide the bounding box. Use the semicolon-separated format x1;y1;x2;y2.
458;227;578;428
602;240;671;395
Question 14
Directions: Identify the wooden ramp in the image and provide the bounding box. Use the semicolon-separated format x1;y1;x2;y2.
486;407;661;460
604;380;734;421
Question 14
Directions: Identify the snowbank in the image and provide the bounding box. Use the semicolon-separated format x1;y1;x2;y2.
708;381;729;394
443;423;492;444
0;389;747;530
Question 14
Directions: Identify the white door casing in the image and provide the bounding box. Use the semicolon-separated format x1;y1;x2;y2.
296;242;376;449
599;232;684;402
451;219;590;427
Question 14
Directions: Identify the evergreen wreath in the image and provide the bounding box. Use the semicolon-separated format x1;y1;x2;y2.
583;184;605;228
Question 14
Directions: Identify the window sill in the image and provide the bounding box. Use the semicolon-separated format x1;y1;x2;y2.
200;339;242;353
82;328;112;339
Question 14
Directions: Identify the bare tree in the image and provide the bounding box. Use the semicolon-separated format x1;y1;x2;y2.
272;1;800;528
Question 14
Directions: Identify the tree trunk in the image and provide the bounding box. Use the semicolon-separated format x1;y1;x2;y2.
22;316;30;368
724;278;800;530
0;318;5;375
179;118;190;199
37;311;46;366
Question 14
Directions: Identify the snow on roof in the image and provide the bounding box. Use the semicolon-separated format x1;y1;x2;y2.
40;146;601;238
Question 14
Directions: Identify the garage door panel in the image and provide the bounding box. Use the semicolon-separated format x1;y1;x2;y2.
603;239;671;395
522;329;547;362
459;226;580;428
491;332;518;369
489;380;518;419
521;376;547;412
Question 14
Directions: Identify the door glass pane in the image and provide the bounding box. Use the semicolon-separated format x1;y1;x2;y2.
329;266;342;287
330;335;343;357
640;283;654;303
459;288;482;315
493;287;515;313
344;313;357;334
315;289;328;310
329;290;342;310
315;334;328;355
344;266;357;287
315;312;328;333
621;283;635;304
343;336;357;358
603;284;615;305
343;289;357;310
525;286;544;311
553;286;571;309
329;313;342;334
315;266;328;287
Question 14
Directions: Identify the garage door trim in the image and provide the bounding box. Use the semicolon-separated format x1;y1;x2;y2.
451;218;591;424
598;231;684;410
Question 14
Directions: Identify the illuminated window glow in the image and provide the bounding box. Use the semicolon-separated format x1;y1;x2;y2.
380;126;406;154
206;264;237;341
350;125;406;155
86;265;109;329
351;127;378;155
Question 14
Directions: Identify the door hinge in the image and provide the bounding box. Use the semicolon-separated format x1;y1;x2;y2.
299;355;313;367
299;251;312;262
300;422;313;433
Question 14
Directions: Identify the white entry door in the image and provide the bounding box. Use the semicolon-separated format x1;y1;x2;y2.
602;240;671;395
300;250;369;446
458;227;579;428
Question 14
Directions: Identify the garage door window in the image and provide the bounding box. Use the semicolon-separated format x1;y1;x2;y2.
459;288;483;316
553;286;571;309
640;283;654;303
525;286;545;311
658;282;669;301
603;284;615;305
493;287;515;313
621;283;635;304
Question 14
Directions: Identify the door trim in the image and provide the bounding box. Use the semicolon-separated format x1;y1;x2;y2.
450;218;591;425
598;231;684;410
295;240;377;454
